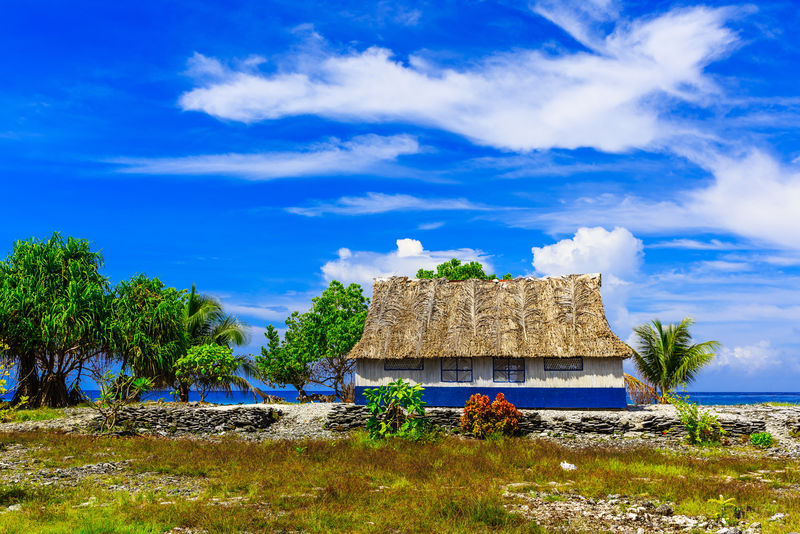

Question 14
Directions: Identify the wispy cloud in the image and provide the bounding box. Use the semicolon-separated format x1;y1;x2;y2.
286;192;494;217
111;134;419;180
179;6;738;153
502;150;800;252
648;238;742;250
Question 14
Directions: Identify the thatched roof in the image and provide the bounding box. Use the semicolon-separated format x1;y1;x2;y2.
350;274;632;360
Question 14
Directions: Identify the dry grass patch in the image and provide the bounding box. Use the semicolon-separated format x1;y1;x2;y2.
0;430;799;532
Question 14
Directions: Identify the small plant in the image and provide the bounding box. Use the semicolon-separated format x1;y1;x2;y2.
0;361;28;422
707;494;740;521
668;393;726;445
750;432;775;448
85;371;153;432
363;379;430;441
461;393;520;439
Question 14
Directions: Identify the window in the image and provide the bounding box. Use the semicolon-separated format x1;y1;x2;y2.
384;358;424;371
543;357;583;371
441;358;473;382
493;358;525;383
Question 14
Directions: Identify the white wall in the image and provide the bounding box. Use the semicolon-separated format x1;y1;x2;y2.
355;357;623;388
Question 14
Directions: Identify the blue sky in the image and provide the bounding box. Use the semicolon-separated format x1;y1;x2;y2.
3;0;800;391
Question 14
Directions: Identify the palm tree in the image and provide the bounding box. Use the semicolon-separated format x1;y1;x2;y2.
176;285;251;402
631;318;719;403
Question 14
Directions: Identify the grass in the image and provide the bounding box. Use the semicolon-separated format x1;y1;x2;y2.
3;407;66;423
0;430;798;533
763;402;800;407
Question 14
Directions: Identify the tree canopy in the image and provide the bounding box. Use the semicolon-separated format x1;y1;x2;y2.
416;258;511;281
0;233;111;407
112;274;187;388
256;280;369;401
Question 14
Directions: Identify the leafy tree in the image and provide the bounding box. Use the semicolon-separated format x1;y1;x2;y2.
305;281;369;400
255;321;315;400
631;318;719;403
112;275;187;389
174;344;241;402
256;281;368;401
0;233;111;407
416;258;511;280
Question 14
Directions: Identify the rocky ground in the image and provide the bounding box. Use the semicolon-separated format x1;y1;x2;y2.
503;484;784;534
3;403;800;533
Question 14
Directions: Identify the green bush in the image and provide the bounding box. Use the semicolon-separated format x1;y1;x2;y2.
174;344;238;402
668;394;726;445
363;379;431;441
750;432;775;448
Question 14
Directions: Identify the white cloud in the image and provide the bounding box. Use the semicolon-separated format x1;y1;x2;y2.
286;192;493;216
712;341;773;372
531;227;644;329
518;150;800;252
321;238;493;289
112;134;419;180
648;238;741;250
686;150;800;251
418;221;444;231
531;226;643;279
179;6;737;152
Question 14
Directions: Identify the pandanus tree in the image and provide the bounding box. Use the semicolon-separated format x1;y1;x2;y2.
0;233;110;407
111;274;188;391
631;318;719;403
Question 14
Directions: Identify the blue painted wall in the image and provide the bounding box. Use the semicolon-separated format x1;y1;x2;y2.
354;386;627;409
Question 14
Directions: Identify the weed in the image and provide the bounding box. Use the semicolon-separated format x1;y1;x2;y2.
750;432;775;448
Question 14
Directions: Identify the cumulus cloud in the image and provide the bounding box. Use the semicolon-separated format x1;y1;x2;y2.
531;226;643;279
531;227;644;329
321;238;493;289
286;192;493;216
712;340;773;372
112;134;419;180
179;6;737;152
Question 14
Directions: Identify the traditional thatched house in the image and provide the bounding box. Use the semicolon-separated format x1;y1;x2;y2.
349;274;632;409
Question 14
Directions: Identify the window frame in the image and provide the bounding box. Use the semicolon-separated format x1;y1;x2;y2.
543;357;584;372
492;357;526;383
383;358;424;371
440;357;473;383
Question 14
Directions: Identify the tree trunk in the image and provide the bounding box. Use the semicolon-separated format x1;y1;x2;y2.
12;355;39;405
35;373;70;408
178;383;190;403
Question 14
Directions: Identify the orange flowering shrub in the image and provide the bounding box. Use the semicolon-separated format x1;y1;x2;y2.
460;393;520;438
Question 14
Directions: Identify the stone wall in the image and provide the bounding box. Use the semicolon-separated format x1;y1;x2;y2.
114;404;281;435
325;404;767;437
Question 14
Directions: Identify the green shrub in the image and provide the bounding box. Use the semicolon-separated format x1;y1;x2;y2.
668;394;726;445
460;393;520;438
750;432;775;448
174;344;239;402
363;379;431;441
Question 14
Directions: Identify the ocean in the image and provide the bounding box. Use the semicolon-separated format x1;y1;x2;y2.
4;390;800;406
